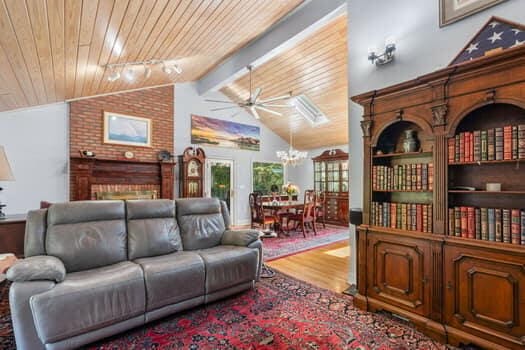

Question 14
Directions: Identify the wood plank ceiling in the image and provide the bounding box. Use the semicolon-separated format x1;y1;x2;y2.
0;0;303;112
220;14;348;150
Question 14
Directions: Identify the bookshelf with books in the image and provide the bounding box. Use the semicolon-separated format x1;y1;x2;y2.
448;103;525;248
371;121;434;235
352;46;525;349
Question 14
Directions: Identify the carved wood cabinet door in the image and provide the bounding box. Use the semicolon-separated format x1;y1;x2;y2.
444;244;525;349
366;232;432;317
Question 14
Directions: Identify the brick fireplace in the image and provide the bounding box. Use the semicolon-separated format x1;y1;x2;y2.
70;157;174;201
69;86;175;200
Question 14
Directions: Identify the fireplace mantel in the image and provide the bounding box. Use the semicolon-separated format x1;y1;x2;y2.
70;157;175;201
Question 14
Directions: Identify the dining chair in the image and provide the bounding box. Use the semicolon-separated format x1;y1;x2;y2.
249;192;276;231
288;190;317;237
316;191;326;229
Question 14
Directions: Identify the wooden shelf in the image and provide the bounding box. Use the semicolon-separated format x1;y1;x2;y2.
449;159;523;166
367;225;439;239
449;190;525;195
373;189;432;193
445;235;525;251
373;151;432;159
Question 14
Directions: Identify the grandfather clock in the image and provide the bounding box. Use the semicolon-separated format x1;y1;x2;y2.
179;146;205;198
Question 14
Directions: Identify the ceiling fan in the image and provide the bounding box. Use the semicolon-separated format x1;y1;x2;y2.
205;65;292;119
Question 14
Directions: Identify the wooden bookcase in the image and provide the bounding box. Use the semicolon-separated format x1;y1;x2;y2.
351;46;525;350
312;149;349;226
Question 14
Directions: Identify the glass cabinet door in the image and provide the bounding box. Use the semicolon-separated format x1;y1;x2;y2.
341;160;348;192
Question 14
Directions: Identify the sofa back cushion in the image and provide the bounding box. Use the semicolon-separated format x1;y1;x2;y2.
46;201;127;272
126;200;182;260
175;198;225;250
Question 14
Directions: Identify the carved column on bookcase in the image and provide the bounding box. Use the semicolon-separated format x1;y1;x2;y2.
361;118;373;225
160;162;175;199
432;104;448;234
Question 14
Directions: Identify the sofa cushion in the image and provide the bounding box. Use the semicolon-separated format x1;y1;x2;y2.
175;198;225;250
135;252;205;311
29;261;145;344
46;201;127;272
126;200;183;260
197;246;259;293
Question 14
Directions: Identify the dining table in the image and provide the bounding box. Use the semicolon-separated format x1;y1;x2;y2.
262;200;308;235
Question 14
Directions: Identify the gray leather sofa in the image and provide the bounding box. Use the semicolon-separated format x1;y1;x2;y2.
7;198;262;350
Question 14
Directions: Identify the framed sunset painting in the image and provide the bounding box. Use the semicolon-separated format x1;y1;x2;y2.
103;112;152;147
191;115;260;151
440;0;508;26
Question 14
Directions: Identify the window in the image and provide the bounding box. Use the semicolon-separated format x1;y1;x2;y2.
252;161;284;195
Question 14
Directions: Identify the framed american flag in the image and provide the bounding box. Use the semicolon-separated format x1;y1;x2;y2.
450;16;525;65
440;0;508;27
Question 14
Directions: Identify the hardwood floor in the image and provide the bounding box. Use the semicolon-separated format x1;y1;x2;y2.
266;241;350;293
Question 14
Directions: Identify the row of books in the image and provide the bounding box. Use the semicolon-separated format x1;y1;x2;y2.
371;202;433;233
372;163;434;191
448;206;525;245
448;124;525;163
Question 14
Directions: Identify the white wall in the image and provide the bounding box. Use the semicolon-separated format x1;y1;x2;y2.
0;103;69;214
346;0;525;284
174;83;290;225
288;144;348;195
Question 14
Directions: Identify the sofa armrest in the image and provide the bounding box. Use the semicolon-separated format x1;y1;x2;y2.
7;256;66;283
221;229;261;247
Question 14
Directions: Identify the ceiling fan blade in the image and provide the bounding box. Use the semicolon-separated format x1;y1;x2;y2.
211;106;240;111
250;106;261;119
259;103;290;108
205;99;237;104
256;105;283;116
251;87;262;103
258;92;293;103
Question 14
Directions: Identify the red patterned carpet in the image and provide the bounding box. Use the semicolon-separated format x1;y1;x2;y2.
0;272;446;349
263;224;348;261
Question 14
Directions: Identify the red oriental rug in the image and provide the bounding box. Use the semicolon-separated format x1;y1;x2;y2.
263;224;348;261
0;272;446;349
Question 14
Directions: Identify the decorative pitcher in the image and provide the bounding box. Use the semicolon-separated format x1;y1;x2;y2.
402;129;419;153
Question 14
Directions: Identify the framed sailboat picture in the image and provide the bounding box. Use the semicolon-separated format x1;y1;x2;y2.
103;112;152;147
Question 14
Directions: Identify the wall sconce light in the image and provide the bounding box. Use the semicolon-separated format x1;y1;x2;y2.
368;37;396;66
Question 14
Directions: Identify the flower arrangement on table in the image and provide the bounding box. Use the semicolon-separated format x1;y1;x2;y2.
282;182;300;198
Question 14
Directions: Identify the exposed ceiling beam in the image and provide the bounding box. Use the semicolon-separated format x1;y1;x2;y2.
196;0;347;95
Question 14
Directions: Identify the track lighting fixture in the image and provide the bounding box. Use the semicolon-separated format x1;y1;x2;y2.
173;64;182;74
143;64;151;79
104;59;182;82
123;67;135;81
162;63;174;74
108;67;120;82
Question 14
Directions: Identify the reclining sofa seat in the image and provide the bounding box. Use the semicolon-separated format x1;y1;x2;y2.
7;198;262;350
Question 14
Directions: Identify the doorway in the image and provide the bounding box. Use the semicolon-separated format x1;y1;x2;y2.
205;159;235;223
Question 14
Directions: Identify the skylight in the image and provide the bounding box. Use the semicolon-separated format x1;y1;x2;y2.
292;94;329;126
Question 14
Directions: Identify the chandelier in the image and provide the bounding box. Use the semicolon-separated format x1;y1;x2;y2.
277;129;307;166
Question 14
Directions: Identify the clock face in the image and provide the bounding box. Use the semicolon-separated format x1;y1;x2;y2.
188;160;200;177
